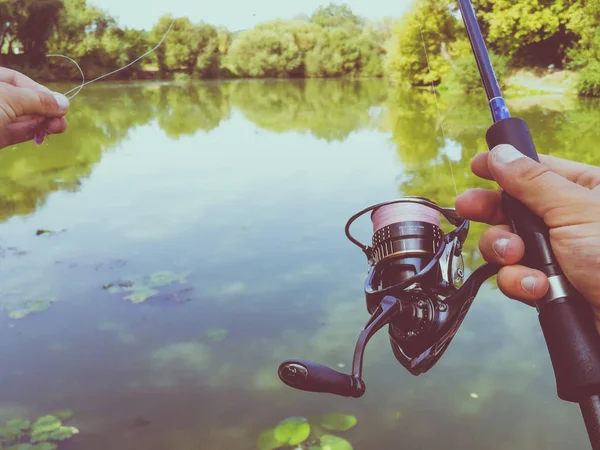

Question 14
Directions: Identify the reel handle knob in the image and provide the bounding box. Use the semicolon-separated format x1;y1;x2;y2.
278;359;365;398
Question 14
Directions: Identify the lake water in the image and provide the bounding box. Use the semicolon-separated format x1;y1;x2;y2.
1;78;599;450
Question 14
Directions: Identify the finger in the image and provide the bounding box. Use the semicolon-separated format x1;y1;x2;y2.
496;265;549;306
487;145;600;226
472;151;600;190
455;188;508;225
0;67;54;93
478;225;525;265
5;117;68;147
44;117;68;134
0;84;69;119
5;117;46;146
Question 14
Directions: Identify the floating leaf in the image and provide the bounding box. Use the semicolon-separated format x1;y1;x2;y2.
5;418;30;431
256;428;283;450
30;426;77;444
6;444;33;450
105;271;190;304
274;417;310;446
317;414;357;432
8;310;30;319
319;434;353;450
123;286;159;304
52;410;73;421
205;328;229;342
30;415;61;442
148;271;191;288
5;298;56;320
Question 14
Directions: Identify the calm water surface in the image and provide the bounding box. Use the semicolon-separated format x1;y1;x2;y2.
1;78;599;450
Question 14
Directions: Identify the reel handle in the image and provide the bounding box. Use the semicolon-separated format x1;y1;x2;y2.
278;359;364;398
486;117;600;404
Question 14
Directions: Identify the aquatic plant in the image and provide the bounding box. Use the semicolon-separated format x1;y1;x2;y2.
205;328;229;342
0;297;57;320
0;413;79;449
256;413;357;450
103;270;191;304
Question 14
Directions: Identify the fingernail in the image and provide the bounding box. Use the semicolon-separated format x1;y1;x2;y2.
521;276;538;294
493;238;510;258
53;92;69;111
493;144;525;165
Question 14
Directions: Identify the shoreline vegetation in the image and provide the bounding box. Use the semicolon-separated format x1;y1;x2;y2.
0;0;597;96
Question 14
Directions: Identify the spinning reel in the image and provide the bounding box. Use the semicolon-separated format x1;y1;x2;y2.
278;197;500;398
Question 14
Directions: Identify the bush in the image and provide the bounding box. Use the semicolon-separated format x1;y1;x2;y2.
441;40;508;93
574;61;600;97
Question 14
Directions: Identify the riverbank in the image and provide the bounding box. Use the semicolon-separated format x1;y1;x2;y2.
504;69;577;97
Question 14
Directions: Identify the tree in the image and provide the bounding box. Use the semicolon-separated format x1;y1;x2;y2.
310;2;364;30
385;0;458;86
471;0;579;67
150;15;219;77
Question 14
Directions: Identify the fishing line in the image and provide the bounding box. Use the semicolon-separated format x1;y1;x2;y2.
32;18;175;145
46;18;176;100
417;17;459;199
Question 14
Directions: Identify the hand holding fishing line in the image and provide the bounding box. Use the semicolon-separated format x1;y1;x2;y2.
0;18;175;150
0;67;70;150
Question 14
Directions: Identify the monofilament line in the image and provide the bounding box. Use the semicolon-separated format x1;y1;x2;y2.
47;18;176;100
417;20;459;199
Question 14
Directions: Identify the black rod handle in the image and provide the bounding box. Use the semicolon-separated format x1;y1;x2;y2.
486;117;600;404
277;359;365;398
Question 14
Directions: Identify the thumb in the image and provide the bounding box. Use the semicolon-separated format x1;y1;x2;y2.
0;84;69;119
488;144;597;223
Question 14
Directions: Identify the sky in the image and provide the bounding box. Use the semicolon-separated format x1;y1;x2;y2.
87;0;415;31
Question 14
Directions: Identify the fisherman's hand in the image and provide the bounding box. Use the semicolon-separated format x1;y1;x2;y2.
456;144;600;331
0;67;69;149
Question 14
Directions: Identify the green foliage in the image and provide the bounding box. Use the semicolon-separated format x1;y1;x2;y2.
441;39;508;93
0;294;56;320
384;0;458;86
104;271;191;304
150;15;219;78
0;414;78;449
470;0;579;67
256;413;357;450
225;21;305;78
310;2;364;30
565;1;600;96
573;61;600;97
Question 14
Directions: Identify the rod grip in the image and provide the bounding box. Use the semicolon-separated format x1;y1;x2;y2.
486;117;600;403
277;359;365;398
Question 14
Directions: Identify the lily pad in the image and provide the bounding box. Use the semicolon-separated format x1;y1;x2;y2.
205;328;229;342
5;418;31;431
5;298;56;320
256;428;283;450
6;444;33;450
317;414;357;432
104;271;191;304
52;410;73;421
319;434;353;450
274;417;310;446
123;286;159;304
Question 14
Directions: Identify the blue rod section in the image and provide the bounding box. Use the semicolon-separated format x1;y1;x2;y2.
456;0;510;122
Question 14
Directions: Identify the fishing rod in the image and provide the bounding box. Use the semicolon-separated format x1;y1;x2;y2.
458;0;600;447
276;1;600;448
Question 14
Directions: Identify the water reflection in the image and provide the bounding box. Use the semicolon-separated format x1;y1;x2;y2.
0;79;597;450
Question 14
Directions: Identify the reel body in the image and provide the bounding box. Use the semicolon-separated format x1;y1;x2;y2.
278;197;500;397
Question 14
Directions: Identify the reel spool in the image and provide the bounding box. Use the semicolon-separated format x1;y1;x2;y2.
278;197;500;397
